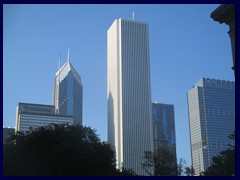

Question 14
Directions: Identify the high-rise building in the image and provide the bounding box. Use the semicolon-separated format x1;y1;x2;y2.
3;127;15;144
53;50;83;125
107;18;153;175
15;103;73;132
187;78;235;175
152;102;177;171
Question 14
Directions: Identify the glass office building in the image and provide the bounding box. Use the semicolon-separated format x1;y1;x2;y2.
53;50;83;125
15;103;73;132
107;18;153;175
152;102;177;169
3;127;15;144
187;78;235;175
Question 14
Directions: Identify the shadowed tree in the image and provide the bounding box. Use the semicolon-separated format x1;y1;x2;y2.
3;124;135;176
185;165;195;176
142;146;178;176
177;158;186;176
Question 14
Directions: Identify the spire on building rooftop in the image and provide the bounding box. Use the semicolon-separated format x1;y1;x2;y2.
67;48;70;62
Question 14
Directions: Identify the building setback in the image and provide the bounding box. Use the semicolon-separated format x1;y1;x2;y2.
53;50;83;125
152;102;177;170
15;103;73;132
107;18;153;175
187;78;235;175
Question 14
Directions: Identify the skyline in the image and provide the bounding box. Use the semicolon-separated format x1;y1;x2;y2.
3;4;234;166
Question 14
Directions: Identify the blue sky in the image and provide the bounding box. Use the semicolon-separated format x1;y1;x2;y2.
3;4;234;166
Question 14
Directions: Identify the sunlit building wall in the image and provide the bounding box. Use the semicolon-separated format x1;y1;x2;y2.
107;18;153;175
187;78;235;175
15;103;73;132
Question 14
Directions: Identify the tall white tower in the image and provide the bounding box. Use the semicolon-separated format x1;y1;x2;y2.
107;18;153;175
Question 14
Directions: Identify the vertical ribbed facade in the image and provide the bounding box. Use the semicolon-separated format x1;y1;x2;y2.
107;18;153;175
187;78;235;175
53;56;83;125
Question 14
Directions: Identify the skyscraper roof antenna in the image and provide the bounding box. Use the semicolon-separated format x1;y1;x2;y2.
67;48;70;62
132;12;135;20
58;55;61;70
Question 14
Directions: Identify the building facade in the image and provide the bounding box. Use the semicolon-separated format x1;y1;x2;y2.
53;50;83;125
3;127;15;144
107;18;153;175
211;4;235;75
15;103;73;132
152;102;177;168
187;78;235;175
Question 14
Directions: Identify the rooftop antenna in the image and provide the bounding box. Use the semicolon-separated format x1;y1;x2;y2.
132;12;135;20
56;54;61;114
58;54;61;72
67;48;70;62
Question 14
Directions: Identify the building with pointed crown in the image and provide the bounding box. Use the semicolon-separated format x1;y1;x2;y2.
53;49;83;125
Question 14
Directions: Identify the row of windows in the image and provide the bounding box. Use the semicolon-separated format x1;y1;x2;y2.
204;109;235;117
204;79;235;89
21;114;72;121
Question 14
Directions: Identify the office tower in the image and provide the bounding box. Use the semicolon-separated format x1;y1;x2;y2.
152;102;177;171
187;78;235;175
3;127;15;144
15;103;73;132
53;50;83;125
107;18;153;175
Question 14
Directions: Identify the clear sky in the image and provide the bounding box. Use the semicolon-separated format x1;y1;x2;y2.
3;4;234;166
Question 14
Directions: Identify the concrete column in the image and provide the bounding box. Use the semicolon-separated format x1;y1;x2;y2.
211;4;235;76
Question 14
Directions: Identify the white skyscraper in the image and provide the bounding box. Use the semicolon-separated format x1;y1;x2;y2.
53;50;83;125
107;18;153;175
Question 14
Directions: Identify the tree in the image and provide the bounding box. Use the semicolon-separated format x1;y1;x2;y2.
203;132;235;176
3;124;135;176
177;158;186;176
185;165;195;176
142;146;178;176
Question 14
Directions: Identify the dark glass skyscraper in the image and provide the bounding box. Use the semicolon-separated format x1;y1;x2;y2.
152;102;177;171
53;50;83;125
187;78;235;175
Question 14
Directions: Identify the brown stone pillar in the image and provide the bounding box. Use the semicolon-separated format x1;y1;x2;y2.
211;4;235;76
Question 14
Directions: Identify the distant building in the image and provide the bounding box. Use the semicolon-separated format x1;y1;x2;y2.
15;103;73;132
107;18;153;175
152;102;177;168
187;78;235;175
211;4;235;75
3;127;15;144
53;50;83;125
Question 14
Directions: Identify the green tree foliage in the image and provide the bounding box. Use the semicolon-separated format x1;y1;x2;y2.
3;124;135;176
185;165;195;176
142;146;178;176
177;158;186;176
203;132;235;176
